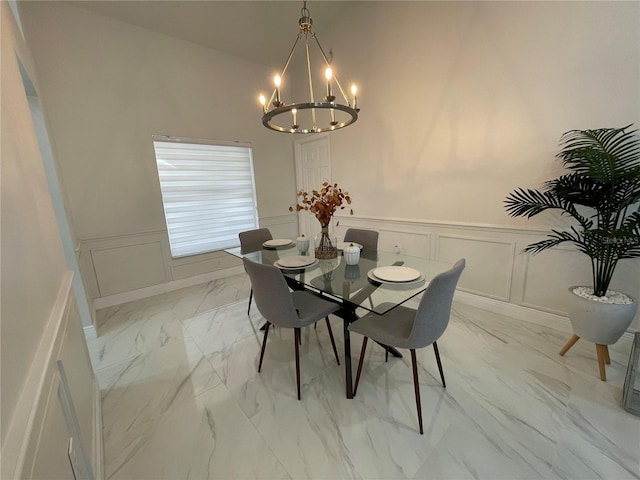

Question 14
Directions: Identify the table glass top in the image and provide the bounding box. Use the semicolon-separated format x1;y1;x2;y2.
225;244;453;315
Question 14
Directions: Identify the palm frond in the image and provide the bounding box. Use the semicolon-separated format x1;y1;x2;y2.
505;125;640;293
558;125;640;183
505;184;592;228
522;227;586;255
504;188;563;218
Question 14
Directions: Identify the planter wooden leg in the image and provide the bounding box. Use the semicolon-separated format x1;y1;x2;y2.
604;345;611;364
596;344;607;381
559;334;580;356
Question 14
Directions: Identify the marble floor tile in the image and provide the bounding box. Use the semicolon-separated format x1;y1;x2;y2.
105;383;289;480
99;333;223;471
91;274;640;480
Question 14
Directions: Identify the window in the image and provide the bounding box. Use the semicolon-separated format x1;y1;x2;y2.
152;137;259;258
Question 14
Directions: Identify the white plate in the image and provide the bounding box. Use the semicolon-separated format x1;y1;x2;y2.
274;256;316;269
367;269;425;286
263;239;294;248
372;266;421;282
337;242;363;251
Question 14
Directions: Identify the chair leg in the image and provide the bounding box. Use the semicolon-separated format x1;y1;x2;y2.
433;341;446;388
353;337;369;396
325;317;340;365
410;349;424;435
258;322;270;372
385;348;389;363
247;288;253;315
295;328;302;400
559;334;580;356
604;345;611;364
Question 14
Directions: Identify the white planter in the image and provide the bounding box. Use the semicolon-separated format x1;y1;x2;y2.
567;286;638;345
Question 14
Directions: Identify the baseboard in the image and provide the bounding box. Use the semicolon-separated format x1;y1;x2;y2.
83;324;97;341
93;265;245;310
454;289;573;334
93;381;104;480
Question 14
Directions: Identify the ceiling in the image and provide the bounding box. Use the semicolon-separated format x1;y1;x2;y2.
69;1;353;67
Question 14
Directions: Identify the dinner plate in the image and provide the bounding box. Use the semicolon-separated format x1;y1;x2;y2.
372;266;421;282
367;269;425;286
337;242;363;251
274;256;317;269
263;239;294;248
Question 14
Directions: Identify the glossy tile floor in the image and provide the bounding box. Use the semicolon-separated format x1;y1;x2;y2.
88;273;640;479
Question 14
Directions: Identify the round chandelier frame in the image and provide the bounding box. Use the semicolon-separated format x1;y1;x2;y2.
258;2;360;134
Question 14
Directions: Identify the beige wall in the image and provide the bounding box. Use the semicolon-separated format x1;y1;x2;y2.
1;4;98;477
326;1;639;227
19;1;295;242
17;1;640;326
1;1;68;438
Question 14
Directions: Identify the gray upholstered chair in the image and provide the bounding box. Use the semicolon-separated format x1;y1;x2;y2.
239;228;273;314
243;257;340;400
348;259;465;434
344;228;379;253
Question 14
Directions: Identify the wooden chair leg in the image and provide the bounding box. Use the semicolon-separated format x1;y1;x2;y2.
325;317;340;365
596;344;607;381
295;328;301;399
433;341;446;388
258;322;270;372
604;345;611;364
559;334;580;356
247;288;253;315
410;349;424;435
353;337;368;396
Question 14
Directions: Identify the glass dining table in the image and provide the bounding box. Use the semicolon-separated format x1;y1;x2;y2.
225;242;453;399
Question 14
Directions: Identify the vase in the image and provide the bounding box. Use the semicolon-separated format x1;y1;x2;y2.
315;224;338;259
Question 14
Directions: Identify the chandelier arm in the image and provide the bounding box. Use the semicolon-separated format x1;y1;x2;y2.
305;41;317;128
312;34;350;105
268;33;303;107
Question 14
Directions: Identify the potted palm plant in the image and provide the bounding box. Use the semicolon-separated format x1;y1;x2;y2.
505;125;640;379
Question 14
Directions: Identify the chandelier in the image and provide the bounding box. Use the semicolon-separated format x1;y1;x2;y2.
258;1;360;134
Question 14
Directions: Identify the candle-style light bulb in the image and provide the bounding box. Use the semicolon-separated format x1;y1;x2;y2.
259;94;266;114
291;108;298;129
325;67;334;102
274;75;282;106
351;84;358;110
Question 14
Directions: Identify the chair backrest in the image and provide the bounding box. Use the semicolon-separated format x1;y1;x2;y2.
344;228;379;252
408;259;465;348
242;257;299;328
239;228;273;253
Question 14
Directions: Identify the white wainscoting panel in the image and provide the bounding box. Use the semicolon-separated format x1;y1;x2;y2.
436;234;515;302
79;214;298;308
378;229;430;258
521;247;592;315
2;272;101;480
335;215;640;332
91;241;169;297
260;214;299;240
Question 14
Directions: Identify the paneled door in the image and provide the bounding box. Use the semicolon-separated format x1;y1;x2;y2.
294;134;331;239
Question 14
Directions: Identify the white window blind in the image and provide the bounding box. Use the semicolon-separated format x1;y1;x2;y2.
152;139;258;258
